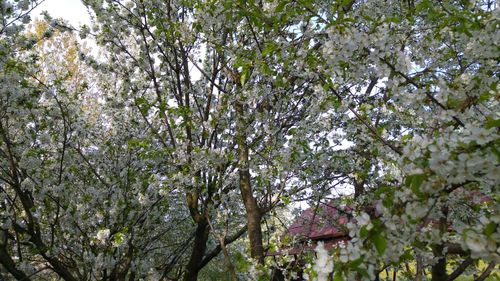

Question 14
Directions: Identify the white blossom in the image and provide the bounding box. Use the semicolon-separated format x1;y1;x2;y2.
95;229;110;244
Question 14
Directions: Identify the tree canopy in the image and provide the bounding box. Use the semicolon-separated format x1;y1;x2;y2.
0;0;498;280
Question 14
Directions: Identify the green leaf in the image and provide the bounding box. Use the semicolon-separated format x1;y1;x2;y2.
484;222;497;237
275;1;286;13
262;43;276;57
359;226;369;238
401;133;414;142
113;232;125;246
491;146;500;162
281;196;291;205
373;233;387;255
333;271;343;281
478;91;491;102
349;257;364;269
355;268;370;278
375;186;390;197
485;118;500;129
240;66;249;86
405;174;426;197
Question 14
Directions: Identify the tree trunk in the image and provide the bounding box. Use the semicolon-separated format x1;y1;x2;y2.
235;101;264;264
219;236;239;281
431;207;449;281
0;248;30;280
431;243;447;281
415;253;424;281
239;166;264;263
183;220;210;281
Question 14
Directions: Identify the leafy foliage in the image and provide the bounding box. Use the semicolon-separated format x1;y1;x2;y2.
0;0;498;280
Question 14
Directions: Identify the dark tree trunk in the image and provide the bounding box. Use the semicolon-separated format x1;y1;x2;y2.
0;247;30;280
431;207;449;281
183;220;209;281
431;244;447;281
354;179;364;198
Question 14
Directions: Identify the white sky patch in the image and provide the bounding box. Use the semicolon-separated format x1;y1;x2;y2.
32;0;91;27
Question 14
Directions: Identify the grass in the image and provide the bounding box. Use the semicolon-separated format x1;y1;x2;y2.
378;260;499;281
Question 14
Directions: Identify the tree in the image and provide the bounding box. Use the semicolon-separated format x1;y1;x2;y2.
1;5;192;280
303;0;499;280
81;0;333;279
0;0;498;280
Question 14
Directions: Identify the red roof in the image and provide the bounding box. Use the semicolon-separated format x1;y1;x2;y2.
266;237;349;256
287;202;351;241
266;202;352;256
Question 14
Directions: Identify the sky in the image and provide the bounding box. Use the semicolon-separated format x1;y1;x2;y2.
33;0;91;26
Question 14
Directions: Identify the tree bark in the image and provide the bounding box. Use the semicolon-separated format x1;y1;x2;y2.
198;225;247;270
235;101;264;264
0;248;30;280
431;243;447;281
431;207;449;281
415;252;424;281
353;178;364;198
475;262;496;281
219;235;238;281
447;257;473;281
183;219;210;281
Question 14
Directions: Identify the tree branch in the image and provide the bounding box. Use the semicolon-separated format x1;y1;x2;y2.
447;257;473;281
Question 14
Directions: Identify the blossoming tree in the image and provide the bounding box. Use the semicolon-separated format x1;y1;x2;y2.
0;0;498;280
304;0;499;280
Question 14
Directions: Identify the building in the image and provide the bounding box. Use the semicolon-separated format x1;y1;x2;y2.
267;201;352;280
